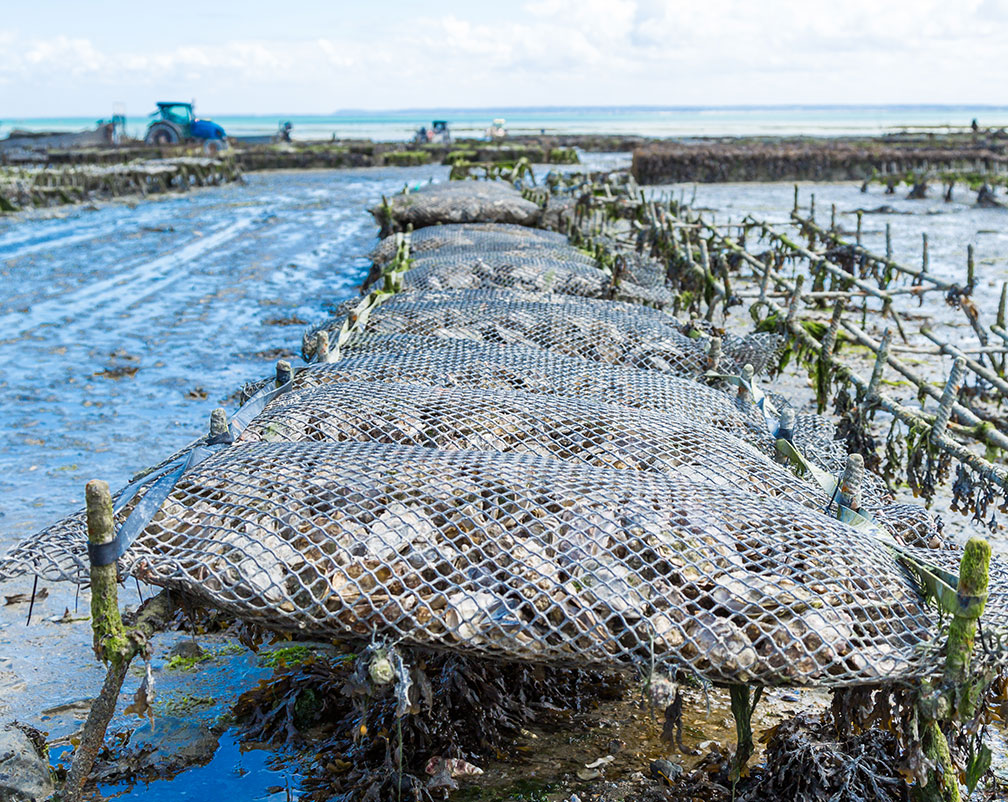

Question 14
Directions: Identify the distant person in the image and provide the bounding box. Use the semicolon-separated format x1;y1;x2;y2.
972;118;980;132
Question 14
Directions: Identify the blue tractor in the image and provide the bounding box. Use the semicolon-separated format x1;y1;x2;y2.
145;102;227;150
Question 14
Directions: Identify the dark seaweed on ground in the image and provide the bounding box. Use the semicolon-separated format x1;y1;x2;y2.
232;649;623;801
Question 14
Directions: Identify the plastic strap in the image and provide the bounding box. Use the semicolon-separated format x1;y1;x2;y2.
706;370;778;433
775;435;980;618
87;379;293;567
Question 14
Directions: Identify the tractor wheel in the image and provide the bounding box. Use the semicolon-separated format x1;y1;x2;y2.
203;138;228;156
145;122;181;145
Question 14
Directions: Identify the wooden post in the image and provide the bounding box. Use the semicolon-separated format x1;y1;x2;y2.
209;408;228;440
866;328;892;400
821;299;845;358
922;233;929;274
886;223;892;262
706;336;721;372
64;481;129;802
729;684;762;783
931;357;966;443
856;210;863;245
837;454;864;512
85;481;127;661
275;359;292;387
780;273;802;323
758;253;773;305
315;330;331;364
919;537;991;802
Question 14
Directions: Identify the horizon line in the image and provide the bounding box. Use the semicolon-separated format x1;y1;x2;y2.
8;103;1008;120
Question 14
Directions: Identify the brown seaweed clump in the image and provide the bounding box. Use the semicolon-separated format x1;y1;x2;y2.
737;712;903;802
232;647;623;801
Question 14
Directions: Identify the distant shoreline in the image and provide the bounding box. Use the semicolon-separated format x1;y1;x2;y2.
6;105;1008;142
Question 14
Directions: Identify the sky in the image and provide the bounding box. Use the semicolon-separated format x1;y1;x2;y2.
2;0;1008;117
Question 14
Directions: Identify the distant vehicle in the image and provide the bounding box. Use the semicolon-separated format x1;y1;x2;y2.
486;118;507;140
413;120;451;145
145;102;227;150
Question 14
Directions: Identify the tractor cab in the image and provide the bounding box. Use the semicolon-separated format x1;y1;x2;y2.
414;120;452;145
145;101;227;147
158;102;194;128
431;120;451;144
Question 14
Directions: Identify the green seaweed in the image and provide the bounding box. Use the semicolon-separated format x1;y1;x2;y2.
259;644;314;668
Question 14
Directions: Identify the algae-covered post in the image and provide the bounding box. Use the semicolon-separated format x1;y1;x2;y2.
919;537;992;802
64;481;128;802
63;480;177;800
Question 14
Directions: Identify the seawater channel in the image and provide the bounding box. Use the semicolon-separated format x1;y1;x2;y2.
0;157;1005;796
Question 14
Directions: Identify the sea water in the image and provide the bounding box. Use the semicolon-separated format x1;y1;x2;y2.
5;104;1008;142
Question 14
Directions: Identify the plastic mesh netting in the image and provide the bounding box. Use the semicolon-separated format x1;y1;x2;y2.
374;181;541;233
368;250;678;309
27;441;945;684
238;379;929;540
304;288;781;378
370;224;579;267
0;181;990;690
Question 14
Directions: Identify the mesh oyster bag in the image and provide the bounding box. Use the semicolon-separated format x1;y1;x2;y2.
238;379;826;511
370;250;677;309
374;182;541;233
369;223;577;267
290;335;886;507
305;288;780;378
44;440;941;685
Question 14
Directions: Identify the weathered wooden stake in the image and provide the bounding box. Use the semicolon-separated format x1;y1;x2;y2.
729;684;762;783
64;481;130;802
821;299;845;358
785;274;805;324
758;253;773;305
931;357;966;443
315;330;330;363
966;245;975;293
919;537;991;802
706;336;721;372
209;408;228;440
886;223;892;262
922;232;929;274
855;210;863;245
837;453;864;512
866;328;892;399
275;359;292;388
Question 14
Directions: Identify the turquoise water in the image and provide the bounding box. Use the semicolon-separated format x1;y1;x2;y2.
5;105;1008;142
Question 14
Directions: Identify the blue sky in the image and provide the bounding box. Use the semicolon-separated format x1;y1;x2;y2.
3;0;1008;117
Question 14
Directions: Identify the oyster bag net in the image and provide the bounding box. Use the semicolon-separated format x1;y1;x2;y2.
0;182;987;690
102;441;937;685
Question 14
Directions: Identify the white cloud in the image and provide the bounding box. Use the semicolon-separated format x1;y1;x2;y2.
1;0;1008;115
